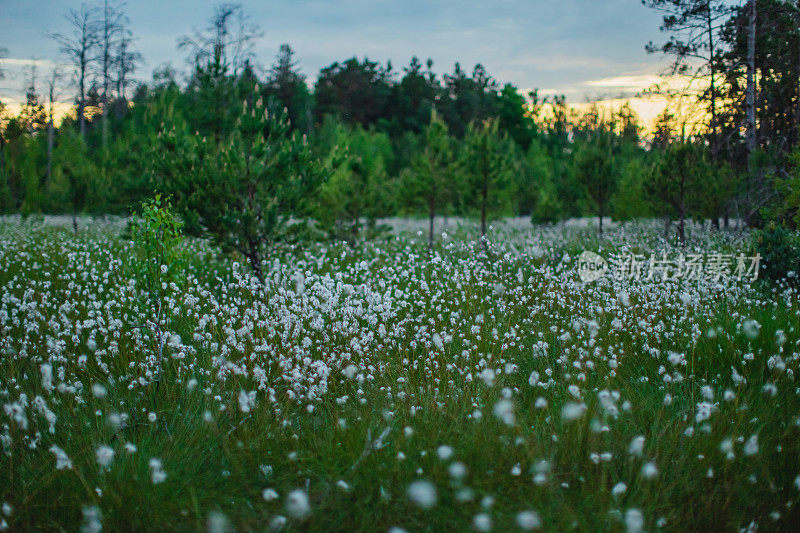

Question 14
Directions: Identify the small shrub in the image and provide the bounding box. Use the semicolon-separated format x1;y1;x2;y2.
754;223;800;285
129;194;186;384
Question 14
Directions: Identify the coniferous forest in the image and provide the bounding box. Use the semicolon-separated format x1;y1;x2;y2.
1;1;799;241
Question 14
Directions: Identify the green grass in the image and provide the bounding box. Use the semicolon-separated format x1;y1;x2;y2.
1;218;799;532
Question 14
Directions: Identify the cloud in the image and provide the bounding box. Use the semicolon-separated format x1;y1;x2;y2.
0;58;60;68
585;74;662;90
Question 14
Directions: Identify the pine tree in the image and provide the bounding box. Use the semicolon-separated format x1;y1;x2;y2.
460;118;515;241
403;110;454;248
153;88;326;280
572;131;616;236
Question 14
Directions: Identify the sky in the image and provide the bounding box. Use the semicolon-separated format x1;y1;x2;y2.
0;0;686;129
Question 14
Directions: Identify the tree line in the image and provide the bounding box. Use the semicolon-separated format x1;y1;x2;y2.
1;1;799;258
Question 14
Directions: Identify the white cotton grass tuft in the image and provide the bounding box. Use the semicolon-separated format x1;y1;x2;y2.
50;445;72;470
269;515;287;531
625;509;645;533
641;461;658;479
742;319;760;339
695;402;714;423
611;482;627;497
472;513;492;532
407;480;437;509
91;383;107;399
95;445;115;470
493;399;515;426
448;462;467;480
743;435;759;456
80;505;102;533
628;435;644;457
285;489;310;519
206;511;229;533
40;364;53;393
516;510;542;530
262;488;279;501
436;445;454;461
238;390;256;413
561;402;586;421
149;458;167;484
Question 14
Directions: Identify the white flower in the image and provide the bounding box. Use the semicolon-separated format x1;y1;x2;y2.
80;506;102;533
149;458;166;484
436;445;454;461
407;480;437;509
206;511;229;533
562;402;586;421
50;445;72;470
695;402;714;423
95;445;115;469
641;462;658;479
629;436;645;457
41;364;53;393
269;515;287;531
448;462;467;480
743;435;759;456
262;488;279;502
480;368;496;387
612;482;627;496
238;390;256;413
625;509;644;533
742;319;760;339
285;489;310;519
472;513;492;532
493;399;515;426
516;510;542;530
92;384;107;399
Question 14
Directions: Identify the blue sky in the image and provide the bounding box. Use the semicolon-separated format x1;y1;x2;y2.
0;0;671;107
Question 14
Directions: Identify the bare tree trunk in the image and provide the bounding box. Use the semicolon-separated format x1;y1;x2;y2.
0;136;5;192
78;68;86;139
47;72;57;185
246;240;263;282
598;202;604;237
746;0;757;157
47;121;54;183
480;175;488;240
100;0;115;150
678;176;686;245
428;197;435;250
706;5;719;159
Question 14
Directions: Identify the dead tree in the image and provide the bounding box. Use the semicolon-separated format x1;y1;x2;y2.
50;4;99;141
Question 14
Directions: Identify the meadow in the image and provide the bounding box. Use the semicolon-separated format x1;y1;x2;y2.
1;216;799;532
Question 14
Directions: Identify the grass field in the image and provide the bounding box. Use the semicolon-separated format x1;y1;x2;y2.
1;217;799;532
